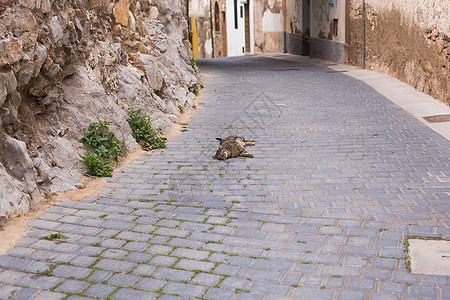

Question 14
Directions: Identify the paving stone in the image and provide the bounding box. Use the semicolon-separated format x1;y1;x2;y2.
240;268;283;282
408;285;438;298
53;265;91;278
163;281;207;298
111;288;157;300
249;281;291;296
336;290;367;300
369;292;399;300
0;55;449;300
175;259;215;272
204;287;237;299
191;273;222;286
291;287;335;299
152;267;194;281
55;280;90;293
85;283;116;298
21;275;64;290
108;273;140;286
88;270;114;282
9;287;39;300
32;291;66;300
131;264;157;276
94;259;137;272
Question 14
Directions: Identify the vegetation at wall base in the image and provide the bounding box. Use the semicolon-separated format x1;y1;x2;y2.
79;121;125;177
80;121;126;162
188;52;200;74
127;107;167;151
79;151;113;177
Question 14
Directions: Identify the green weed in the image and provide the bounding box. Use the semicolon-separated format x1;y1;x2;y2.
127;107;167;150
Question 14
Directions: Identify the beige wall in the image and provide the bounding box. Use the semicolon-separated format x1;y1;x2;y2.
254;0;283;53
347;0;449;104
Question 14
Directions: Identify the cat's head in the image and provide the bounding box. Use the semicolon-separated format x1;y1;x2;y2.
212;145;228;160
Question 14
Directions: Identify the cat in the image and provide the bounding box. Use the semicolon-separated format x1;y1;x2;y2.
211;136;256;160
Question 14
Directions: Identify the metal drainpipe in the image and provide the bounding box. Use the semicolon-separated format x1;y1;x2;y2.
210;0;215;58
362;0;365;69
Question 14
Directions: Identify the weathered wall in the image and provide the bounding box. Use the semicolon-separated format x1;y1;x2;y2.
310;0;345;63
254;0;283;53
347;0;449;104
283;0;309;55
190;0;213;58
212;0;227;57
0;0;199;217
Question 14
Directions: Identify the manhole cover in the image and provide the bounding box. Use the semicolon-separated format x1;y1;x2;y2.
407;239;450;276
423;114;450;123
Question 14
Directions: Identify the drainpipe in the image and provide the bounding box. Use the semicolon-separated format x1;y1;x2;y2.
210;0;215;58
362;0;365;69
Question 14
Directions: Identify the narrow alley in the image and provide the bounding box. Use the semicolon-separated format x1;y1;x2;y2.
0;55;449;299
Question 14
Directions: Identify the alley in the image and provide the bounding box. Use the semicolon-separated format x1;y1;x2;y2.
0;55;449;299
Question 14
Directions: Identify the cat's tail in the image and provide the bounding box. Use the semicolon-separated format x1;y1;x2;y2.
216;138;222;141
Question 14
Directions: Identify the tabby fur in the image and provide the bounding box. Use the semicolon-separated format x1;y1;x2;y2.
211;136;256;160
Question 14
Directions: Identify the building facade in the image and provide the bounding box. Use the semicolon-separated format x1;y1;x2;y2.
190;0;449;103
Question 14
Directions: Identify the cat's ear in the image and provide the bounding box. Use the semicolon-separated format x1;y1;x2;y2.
218;145;224;149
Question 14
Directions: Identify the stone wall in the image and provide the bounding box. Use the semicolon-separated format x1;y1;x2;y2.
254;0;283;53
0;0;199;217
347;0;449;104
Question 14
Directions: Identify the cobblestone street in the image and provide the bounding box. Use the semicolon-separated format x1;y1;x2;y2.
0;55;449;299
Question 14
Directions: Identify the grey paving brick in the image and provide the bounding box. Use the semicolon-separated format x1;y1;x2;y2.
53;265;91;278
147;244;173;255
170;248;210;260
163;281;207;298
191;273;222;286
0;256;30;271
55;279;89;293
214;264;243;277
302;275;324;287
291;287;335;299
94;259;137;272
378;281;406;294
204;287;238;299
336;290;367;300
32;291;66;300
249;281;291;296
88;269;113;282
85;283;116;298
131;264;157;276
122;241;149;251
9;287;39;300
408;285;438;298
124;251;152;263
391;270;420;283
175;259;215;272
347;278;376;291
152;267;194;281
240;268;283;282
111;288;157;300
369;292;399;300
134;277;166;291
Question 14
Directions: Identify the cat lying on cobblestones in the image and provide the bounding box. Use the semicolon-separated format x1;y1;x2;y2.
212;136;256;160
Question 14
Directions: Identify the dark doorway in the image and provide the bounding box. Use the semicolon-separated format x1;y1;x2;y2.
221;11;228;56
244;1;250;52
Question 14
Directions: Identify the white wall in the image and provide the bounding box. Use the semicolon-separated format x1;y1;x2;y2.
311;0;345;42
226;0;254;56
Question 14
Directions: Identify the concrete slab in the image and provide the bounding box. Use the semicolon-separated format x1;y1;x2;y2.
409;239;450;276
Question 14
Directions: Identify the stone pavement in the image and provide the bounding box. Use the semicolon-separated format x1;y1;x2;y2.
0;55;449;299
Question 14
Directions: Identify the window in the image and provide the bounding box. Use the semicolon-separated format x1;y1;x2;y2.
234;0;238;29
214;2;220;31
